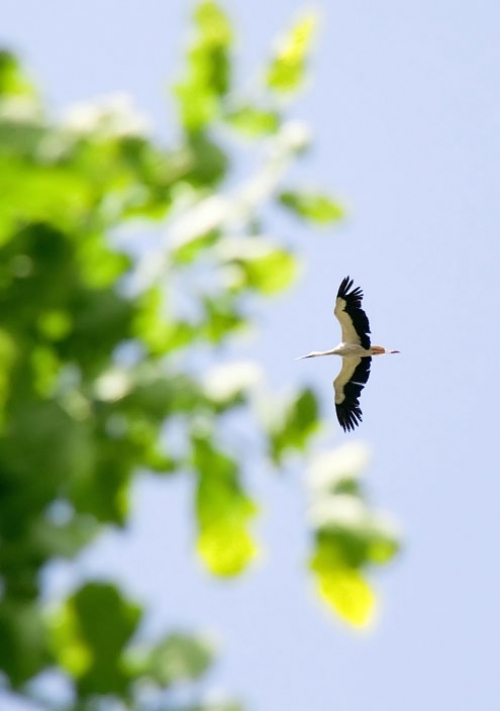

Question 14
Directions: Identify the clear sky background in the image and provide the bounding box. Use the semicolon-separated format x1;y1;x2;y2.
2;1;500;710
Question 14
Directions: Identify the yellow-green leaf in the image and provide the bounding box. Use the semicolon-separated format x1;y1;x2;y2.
316;568;376;628
194;1;232;46
225;105;280;137
197;520;258;577
266;13;316;94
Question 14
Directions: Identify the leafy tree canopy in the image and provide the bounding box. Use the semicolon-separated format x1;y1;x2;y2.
0;4;401;709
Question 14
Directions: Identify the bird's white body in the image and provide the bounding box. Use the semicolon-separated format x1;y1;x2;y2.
335;342;368;357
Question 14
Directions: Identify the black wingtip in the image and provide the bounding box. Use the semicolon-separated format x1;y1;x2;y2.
337;276;354;299
337;276;364;303
336;402;362;432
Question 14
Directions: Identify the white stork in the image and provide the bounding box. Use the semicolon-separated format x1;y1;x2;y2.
297;277;399;432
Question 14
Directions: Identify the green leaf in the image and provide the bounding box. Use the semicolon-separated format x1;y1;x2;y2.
37;309;72;341
0;328;16;429
175;1;233;131
269;387;320;464
243;247;297;295
0;51;36;97
202;294;246;343
33;511;99;560
279;190;345;225
193;436;258;576
0;601;47;686
225;104;281;137
312;524;370;571
184;131;229;187
217;237;297;295
197;521;257;577
266;13;316;94
194;0;232;45
308;499;401;625
0;156;95;231
146;632;214;687
310;502;401;570
367;516;401;564
69;443;132;525
49;582;142;697
315;567;376;628
76;231;131;288
0;401;94;539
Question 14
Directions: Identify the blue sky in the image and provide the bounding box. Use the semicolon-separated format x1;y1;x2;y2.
3;1;500;709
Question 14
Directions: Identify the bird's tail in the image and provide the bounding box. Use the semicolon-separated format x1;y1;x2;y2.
372;346;400;355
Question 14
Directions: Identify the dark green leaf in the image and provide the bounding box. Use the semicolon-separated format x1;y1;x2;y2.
50;582;142;697
0;601;47;686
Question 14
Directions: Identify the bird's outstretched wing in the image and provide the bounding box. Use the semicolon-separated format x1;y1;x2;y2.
334;356;372;432
334;276;371;349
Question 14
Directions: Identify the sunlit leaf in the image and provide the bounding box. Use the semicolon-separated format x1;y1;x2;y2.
193;436;258;577
266;13;316;93
0;157;95;230
31;345;60;397
225;104;280;137
315;567;376;628
198;520;258;576
48;600;92;677
37;309;72;341
175;83;218;134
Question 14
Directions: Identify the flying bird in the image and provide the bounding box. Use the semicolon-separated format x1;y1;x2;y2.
297;277;399;432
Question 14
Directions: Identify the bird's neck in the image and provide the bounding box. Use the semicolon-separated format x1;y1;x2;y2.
301;348;341;358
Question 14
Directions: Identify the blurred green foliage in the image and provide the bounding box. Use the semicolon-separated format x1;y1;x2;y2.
0;3;400;710
279;190;345;225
